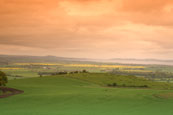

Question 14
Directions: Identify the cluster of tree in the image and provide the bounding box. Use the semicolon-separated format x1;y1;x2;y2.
0;71;8;86
107;82;148;88
70;70;88;74
38;70;88;77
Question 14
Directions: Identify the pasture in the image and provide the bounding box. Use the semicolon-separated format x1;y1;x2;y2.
1;74;173;115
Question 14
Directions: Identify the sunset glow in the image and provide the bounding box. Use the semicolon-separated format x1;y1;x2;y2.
1;0;173;59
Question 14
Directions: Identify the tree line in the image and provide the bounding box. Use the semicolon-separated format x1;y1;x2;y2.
38;70;88;77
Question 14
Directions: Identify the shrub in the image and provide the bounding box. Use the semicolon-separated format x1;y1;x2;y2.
112;83;117;87
107;83;117;87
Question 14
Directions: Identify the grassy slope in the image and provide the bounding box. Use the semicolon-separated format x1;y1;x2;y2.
0;76;173;115
60;73;173;90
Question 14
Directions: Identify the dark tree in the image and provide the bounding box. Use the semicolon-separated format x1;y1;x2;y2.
0;71;8;86
112;83;117;87
82;70;88;73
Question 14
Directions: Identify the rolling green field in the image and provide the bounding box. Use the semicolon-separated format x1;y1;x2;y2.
1;74;173;115
61;73;173;89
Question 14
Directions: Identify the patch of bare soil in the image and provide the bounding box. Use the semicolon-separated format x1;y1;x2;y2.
0;87;24;98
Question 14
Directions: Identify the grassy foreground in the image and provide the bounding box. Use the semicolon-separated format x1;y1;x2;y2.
0;75;173;115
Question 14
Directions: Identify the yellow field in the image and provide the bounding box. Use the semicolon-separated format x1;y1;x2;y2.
13;63;145;69
14;63;63;66
0;68;24;70
63;64;145;69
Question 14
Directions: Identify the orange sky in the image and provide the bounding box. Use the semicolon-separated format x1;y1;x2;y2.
1;0;173;59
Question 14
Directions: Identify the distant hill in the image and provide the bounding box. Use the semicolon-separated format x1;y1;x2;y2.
109;58;173;65
0;55;89;64
110;58;173;62
0;54;173;65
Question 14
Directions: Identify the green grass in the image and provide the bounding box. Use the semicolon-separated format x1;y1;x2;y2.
0;75;173;115
60;73;173;90
2;69;39;80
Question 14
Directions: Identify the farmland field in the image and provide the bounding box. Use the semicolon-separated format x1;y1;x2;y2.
1;74;173;115
2;62;173;82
